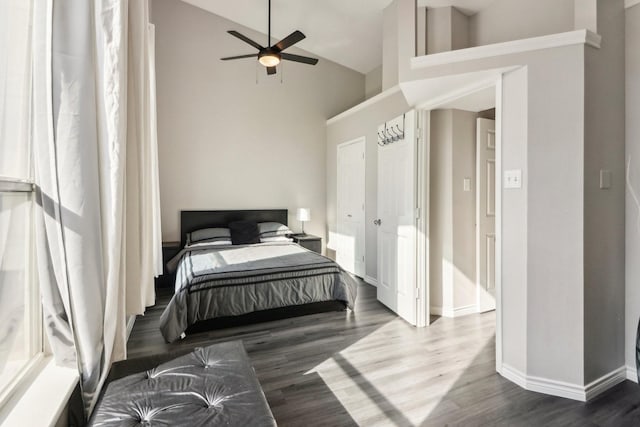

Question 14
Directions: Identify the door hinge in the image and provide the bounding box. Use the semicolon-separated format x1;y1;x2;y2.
362;256;365;262
416;287;421;300
415;207;420;219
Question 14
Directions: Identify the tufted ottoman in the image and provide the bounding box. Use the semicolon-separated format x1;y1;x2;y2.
88;341;276;426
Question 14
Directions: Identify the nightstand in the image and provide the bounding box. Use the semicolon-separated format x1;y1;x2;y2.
155;241;181;288
290;234;322;254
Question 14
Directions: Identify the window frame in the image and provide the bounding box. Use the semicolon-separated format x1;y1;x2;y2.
0;177;44;411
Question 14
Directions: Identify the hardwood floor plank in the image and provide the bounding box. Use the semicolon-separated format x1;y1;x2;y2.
127;281;640;426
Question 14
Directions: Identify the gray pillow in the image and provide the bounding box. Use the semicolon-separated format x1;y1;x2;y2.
188;227;231;244
257;222;293;239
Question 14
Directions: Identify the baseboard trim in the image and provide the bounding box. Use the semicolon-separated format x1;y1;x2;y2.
430;304;477;318
626;365;638;383
584;367;627;400
500;363;627;402
364;275;378;287
126;315;136;341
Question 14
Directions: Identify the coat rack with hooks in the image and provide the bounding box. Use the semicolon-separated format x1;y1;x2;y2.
377;113;406;146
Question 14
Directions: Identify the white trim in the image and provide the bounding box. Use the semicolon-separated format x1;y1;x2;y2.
364;275;378;287
411;30;601;71
415;77;503;112
501;363;627;402
126;315;136;341
500;363;527;389
626;365;637;383
327;86;402;125
584;367;627;401
0;357;79;427
415;110;430;327
626;0;640;9
430;304;478;318
494;78;504;373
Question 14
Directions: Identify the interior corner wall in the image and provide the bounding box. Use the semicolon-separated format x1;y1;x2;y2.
429;110;453;310
500;66;528;374
151;0;364;243
451;110;478;310
525;46;586;386
429;109;477;314
468;0;575;47
326;91;411;280
583;0;626;384
365;66;383;100
382;1;399;90
625;3;640;376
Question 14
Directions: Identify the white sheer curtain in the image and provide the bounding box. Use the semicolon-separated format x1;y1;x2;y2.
32;0;161;415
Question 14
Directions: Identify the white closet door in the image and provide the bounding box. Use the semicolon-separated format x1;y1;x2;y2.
337;138;365;277
376;111;417;325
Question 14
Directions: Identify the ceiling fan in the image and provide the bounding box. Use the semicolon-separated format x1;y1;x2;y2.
220;0;319;75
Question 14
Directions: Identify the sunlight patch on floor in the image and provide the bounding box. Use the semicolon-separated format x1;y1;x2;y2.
305;315;495;426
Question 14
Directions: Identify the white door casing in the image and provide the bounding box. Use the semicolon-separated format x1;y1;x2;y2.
337;138;366;277
476;118;496;312
377;111;417;325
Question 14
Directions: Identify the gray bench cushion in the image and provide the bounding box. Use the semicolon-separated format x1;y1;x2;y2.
89;341;276;426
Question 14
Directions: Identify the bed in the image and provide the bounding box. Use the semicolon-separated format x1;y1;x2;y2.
159;210;358;343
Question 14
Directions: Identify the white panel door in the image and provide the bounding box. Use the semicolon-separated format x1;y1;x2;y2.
377;111;417;325
337;138;366;277
476;118;496;312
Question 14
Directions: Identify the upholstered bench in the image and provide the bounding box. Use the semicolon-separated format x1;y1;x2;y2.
88;340;276;426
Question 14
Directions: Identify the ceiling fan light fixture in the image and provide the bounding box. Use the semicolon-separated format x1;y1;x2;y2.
258;52;281;67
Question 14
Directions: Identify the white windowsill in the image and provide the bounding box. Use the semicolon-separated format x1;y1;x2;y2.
0;356;79;427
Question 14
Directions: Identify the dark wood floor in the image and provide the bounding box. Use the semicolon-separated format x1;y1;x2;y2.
128;282;640;426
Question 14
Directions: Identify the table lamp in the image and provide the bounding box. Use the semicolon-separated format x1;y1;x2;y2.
296;208;310;235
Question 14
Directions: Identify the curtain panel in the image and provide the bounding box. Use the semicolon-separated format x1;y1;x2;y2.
32;0;161;416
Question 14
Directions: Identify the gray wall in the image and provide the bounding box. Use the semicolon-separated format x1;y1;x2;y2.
151;0;364;242
469;0;575;47
426;7;470;54
583;0;626;384
626;3;640;375
365;66;383;100
429;109;477;313
326;91;410;279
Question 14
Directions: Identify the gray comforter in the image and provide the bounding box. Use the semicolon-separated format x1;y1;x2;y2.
160;242;358;342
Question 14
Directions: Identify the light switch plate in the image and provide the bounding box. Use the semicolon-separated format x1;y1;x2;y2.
504;169;522;189
600;169;611;189
463;178;471;192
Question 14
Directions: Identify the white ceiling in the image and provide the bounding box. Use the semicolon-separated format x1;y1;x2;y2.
180;0;496;74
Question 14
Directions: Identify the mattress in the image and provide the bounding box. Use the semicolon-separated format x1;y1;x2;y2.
160;242;358;342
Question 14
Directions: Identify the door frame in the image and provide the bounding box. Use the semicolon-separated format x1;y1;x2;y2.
416;78;503;369
337;136;366;278
415;111;430;327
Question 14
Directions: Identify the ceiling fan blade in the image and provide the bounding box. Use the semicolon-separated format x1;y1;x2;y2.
220;54;259;61
266;66;277;75
273;30;306;52
228;30;264;50
281;52;319;65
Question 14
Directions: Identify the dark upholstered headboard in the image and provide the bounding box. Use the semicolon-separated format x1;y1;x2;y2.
180;210;288;247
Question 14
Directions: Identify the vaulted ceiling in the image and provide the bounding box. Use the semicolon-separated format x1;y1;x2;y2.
180;0;496;74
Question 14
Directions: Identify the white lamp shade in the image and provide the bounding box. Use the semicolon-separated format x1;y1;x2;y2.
296;208;311;222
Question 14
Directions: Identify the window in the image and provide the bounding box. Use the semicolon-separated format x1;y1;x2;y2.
0;0;43;408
